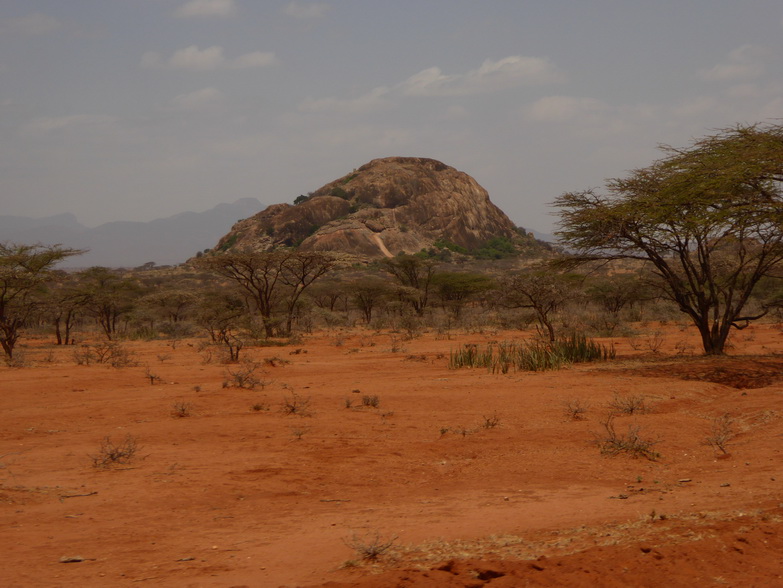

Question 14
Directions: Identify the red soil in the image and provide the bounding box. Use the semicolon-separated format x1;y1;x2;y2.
1;324;782;587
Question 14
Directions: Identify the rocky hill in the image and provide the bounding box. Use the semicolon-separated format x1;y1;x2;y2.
212;157;523;258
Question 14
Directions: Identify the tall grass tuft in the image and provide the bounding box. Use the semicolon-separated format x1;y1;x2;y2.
449;333;614;373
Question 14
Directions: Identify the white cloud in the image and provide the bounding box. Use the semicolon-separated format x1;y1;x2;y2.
2;12;62;35
169;45;225;70
400;56;565;97
526;95;608;123
699;45;766;82
141;46;277;71
175;0;237;18
171;87;225;111
229;51;278;69
22;114;117;136
299;55;563;113
283;2;331;19
300;86;390;114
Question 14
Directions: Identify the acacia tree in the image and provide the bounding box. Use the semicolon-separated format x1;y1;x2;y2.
431;271;496;320
555;123;783;355
76;267;142;340
0;243;84;358
351;276;392;323
193;250;334;337
381;255;436;316
47;271;90;345
501;270;580;342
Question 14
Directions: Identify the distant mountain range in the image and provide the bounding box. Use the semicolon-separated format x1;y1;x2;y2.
0;198;264;268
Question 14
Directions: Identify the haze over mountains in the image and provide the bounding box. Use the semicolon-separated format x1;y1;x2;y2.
0;198;264;268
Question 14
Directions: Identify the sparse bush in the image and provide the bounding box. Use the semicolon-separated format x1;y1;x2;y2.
225;360;268;389
289;426;309;440
280;392;312;416
90;435;141;468
73;346;94;365
171;400;193;418
388;335;406;353
361;394;380;408
609;392;653;415
250;401;270;412
595;414;660;460
645;330;664;353
91;342;138;368
705;413;735;455
263;356;290;367
481;413;501;429
343;531;398;561
563;398;589;421
4;349;29;368
440;425;477;438
144;366;162;385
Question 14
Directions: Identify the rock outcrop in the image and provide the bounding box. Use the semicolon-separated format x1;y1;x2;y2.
213;157;519;258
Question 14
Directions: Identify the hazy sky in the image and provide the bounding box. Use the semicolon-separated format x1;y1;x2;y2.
2;1;782;232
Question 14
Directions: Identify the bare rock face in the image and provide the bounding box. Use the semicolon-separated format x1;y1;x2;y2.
213;157;518;258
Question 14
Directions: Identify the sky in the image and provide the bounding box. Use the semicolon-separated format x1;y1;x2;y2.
1;1;782;234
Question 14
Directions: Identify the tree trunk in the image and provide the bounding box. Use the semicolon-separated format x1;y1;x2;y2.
696;321;727;355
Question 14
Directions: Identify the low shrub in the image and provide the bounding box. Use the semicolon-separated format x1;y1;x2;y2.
595;415;660;460
90;435;141;468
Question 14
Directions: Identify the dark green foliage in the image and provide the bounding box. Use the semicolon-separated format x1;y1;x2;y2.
433;239;468;254
218;233;239;252
341;172;359;184
330;186;350;200
473;236;517;259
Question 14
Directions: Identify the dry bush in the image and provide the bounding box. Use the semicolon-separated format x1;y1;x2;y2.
225;360;268;389
595;414;660;461
263;356;290;367
481;413;501;429
343;531;398;562
388;335;406;353
361;394;380;408
563;398;589;421
440;425;477;438
645;330;664;353
89;342;138;368
171;400;193;418
705;413;735;455
90;435;141;468
280;392;312;416
289;426;309;440
4;350;29;368
609;392;653;415
72;346;95;365
144;366;162;385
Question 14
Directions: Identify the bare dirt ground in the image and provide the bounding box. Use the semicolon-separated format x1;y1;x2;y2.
1;323;782;587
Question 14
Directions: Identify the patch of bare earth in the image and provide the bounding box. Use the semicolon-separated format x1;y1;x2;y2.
1;323;782;587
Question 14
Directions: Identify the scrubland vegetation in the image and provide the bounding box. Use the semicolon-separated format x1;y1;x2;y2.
2;123;783;586
2;123;782;363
